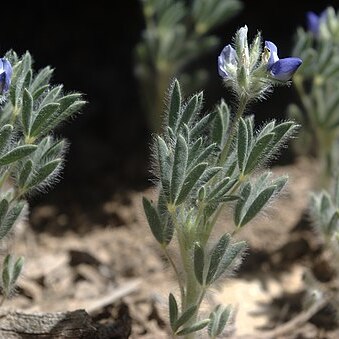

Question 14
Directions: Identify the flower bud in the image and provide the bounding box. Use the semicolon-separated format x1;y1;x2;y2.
218;45;237;79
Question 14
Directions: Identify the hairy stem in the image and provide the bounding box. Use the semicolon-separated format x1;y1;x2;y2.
219;94;248;166
171;209;204;339
162;244;185;304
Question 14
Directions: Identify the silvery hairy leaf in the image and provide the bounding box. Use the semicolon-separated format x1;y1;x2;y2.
208;304;232;337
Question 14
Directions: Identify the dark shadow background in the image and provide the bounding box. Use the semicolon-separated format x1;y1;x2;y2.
1;0;337;213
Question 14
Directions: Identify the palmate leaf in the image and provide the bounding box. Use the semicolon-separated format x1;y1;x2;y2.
175;319;210;335
173;305;197;332
143;196;174;245
239;186;276;227
170;135;188;203
10;52;32;107
237;117;248;173
271;121;297;145
25;159;61;189
234;182;251;226
29;103;60;138
206;234;230;285
327;212;339;235
176;162;207;205
0;201;25;240
243;133;274;175
1;254;24;297
234;173;288;228
41;139;66;162
18;160;33;188
211;99;230;147
30;66;53;95
168;79;182;130
0;125;13;154
193;243;205;285
188;143;216;171
21;89;33;136
207;177;231;201
197;166;222;186
58;93;82;113
190;111;217;140
39;85;62;107
157;136;171;198
169;293;179;329
208;305;232;337
188;137;203;164
9;57;24;106
142;197;164;244
212;241;246;282
0;145;37;166
0;199;9;226
178;94;199;129
39;100;86;136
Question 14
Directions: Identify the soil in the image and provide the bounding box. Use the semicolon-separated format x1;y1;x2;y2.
3;157;339;338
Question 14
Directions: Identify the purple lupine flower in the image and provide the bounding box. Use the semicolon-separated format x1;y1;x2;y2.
306;10;327;36
218;44;237;78
0;58;13;94
265;41;302;81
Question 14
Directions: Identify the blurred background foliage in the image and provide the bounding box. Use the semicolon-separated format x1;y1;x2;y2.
0;0;335;210
134;0;242;132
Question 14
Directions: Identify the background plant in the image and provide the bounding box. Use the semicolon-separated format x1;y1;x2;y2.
135;0;242;132
289;6;339;184
306;174;339;317
143;26;301;338
0;50;85;305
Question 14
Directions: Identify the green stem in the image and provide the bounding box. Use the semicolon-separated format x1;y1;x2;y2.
170;209;188;313
218;94;248;166
207;95;250;236
169;92;249;337
162;244;185;304
182;264;201;339
171;210;204;339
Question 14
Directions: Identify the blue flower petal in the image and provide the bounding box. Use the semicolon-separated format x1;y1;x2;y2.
307;11;320;35
2;59;12;91
218;44;237;78
265;41;279;67
218;55;228;78
2;59;12;78
0;72;6;93
0;58;12;93
269;57;302;81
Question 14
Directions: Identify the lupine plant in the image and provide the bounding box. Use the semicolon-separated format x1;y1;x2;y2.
143;26;301;338
135;0;242;132
0;51;85;305
289;7;339;183
308;175;339;315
